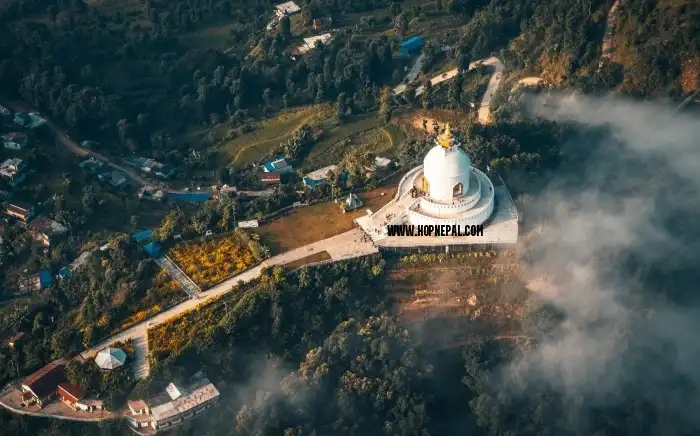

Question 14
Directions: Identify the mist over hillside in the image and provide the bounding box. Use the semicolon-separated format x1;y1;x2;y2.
504;94;700;433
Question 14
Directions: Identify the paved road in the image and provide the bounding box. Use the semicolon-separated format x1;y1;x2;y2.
80;228;377;377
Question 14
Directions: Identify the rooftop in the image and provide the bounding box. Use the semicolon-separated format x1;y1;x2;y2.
296;33;332;54
57;383;86;402
305;165;337;181
2;132;26;142
150;381;220;423
128;399;148;411
21;361;66;399
400;35;424;47
39;268;53;287
0;158;24;177
275;1;300;15
28;216;68;236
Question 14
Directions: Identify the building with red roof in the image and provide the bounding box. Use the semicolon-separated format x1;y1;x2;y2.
20;361;66;408
57;383;86;408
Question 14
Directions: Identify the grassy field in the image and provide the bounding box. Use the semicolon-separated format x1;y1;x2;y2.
168;234;258;288
178;22;238;50
302;114;383;167
304;125;403;169
257;184;397;253
214;106;329;165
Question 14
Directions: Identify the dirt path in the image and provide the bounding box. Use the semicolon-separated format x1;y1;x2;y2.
599;0;623;69
4;100;154;188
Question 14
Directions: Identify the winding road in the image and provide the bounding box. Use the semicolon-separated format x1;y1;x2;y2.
3;100;156;189
397;56;506;124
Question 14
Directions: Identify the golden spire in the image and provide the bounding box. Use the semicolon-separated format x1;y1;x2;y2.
438;123;455;148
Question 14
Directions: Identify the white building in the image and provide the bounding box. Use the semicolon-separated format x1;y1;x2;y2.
148;380;220;431
355;125;518;248
295;33;332;54
275;1;300;17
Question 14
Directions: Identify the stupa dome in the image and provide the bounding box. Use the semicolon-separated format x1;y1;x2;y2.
422;125;472;201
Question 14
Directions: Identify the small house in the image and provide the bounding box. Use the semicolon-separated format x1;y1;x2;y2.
0;158;27;187
57;383;86;409
260;172;281;185
76;399;104;412
4;202;35;222
144;241;162;258
39;268;53;288
132;229;153;243
399;36;424;57
128;399;150;416
13;112;31;127
98;170;128;188
295;33;333;55
2;132;28;150
20;361;67;408
13;112;45;129
303;165;337;189
275;1;300;17
79;158;106;174
28;216;68;247
80;140;99;149
154;165;175;179
262;157;293;173
18;274;41;292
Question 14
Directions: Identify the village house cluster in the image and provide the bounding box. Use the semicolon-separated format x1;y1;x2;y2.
17;360;104;412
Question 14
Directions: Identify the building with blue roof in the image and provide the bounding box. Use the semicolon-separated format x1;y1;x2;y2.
39;269;53;288
400;36;424;57
165;192;211;203
132;229;153;243
262;157;293;174
144;241;162;257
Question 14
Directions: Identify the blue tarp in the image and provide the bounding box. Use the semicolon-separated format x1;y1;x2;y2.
58;266;72;279
144;241;162;257
39;269;53;287
132;229;153;242
400;35;424;55
165;192;211;203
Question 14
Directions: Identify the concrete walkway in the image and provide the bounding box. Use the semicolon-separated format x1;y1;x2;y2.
80;228;377;378
154;256;200;298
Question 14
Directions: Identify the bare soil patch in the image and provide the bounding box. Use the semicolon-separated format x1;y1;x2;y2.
383;252;527;350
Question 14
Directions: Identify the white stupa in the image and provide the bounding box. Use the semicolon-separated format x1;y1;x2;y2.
409;124;495;230
354;124;518;247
